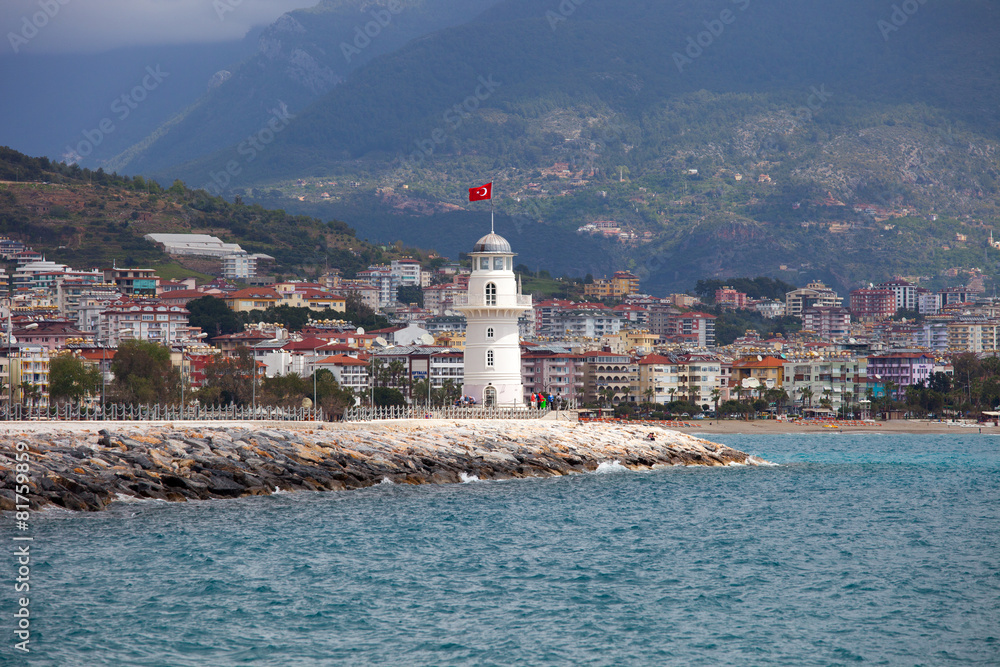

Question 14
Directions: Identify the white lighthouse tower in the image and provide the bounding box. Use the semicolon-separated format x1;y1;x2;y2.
458;230;532;407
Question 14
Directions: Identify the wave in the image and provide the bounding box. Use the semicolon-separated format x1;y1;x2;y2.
379;477;395;485
594;460;629;474
112;493;168;504
745;456;780;467
459;472;480;483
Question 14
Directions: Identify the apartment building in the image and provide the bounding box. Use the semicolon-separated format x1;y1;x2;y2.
849;288;896;321
867;353;935;398
581;351;635;404
521;351;585;403
785;281;842;318
802;306;851;339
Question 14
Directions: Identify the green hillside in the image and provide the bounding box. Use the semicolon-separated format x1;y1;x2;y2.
0;147;413;279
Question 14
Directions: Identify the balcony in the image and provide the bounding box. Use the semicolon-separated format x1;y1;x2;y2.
462;294;532;307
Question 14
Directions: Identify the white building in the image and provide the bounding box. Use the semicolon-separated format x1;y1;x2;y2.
144;233;243;257
100;303;191;345
457;232;532;407
390;259;423;300
358;266;393;309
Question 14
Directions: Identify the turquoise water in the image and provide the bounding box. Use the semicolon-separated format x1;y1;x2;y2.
9;434;1000;666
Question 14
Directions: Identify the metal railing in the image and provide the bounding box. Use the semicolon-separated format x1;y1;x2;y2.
0;403;324;422
462;294;532;307
346;405;549;422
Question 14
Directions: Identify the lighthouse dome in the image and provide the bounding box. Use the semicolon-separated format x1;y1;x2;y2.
472;232;511;254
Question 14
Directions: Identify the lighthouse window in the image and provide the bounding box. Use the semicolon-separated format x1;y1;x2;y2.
487;350;495;367
487;327;494;339
506;257;512;270
480;258;489;270
493;257;504;270
485;282;497;306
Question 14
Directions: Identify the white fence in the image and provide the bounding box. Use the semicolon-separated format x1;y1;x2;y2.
0;403;324;422
345;405;549;422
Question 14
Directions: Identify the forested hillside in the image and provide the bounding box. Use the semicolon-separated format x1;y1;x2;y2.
134;0;1000;293
0;147;410;279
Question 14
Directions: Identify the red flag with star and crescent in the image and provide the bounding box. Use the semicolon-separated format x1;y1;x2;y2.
469;182;492;202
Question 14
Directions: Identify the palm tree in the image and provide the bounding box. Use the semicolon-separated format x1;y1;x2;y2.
598;386;615;408
800;386;814;409
711;388;722;415
19;381;41;409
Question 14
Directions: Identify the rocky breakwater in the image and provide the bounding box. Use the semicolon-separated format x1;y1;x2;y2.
0;420;760;512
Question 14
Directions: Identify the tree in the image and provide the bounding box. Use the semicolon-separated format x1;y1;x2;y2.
260;372;308;408
800;386;814;408
110;340;179;404
311;369;355;418
387;360;407;389
598;386;615;407
711;388;722;414
373;386;406;407
718;399;750;417
396;285;423;307
49;355;100;404
187;296;244;336
344;293;390;330
198;346;256;405
765;387;789;415
243;305;313;332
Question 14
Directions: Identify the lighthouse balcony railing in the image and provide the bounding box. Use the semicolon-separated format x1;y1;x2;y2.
463;294;532;307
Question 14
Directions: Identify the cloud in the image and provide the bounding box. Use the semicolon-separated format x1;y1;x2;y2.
3;0;321;55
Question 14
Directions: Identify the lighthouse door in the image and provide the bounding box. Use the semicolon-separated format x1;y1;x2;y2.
483;386;497;407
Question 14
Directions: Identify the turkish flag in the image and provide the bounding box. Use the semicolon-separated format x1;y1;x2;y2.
468;182;492;201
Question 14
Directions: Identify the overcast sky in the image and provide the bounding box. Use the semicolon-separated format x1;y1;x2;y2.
4;0;321;55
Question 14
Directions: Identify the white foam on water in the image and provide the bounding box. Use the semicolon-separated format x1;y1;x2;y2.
594;460;629;474
112;493;167;504
459;472;480;483
272;487;291;495
379;477;395;485
746;456;780;467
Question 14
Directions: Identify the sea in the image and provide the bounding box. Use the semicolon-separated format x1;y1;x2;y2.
8;433;999;666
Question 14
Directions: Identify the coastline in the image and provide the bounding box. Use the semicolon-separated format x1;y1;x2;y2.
0;420;756;512
664;418;997;436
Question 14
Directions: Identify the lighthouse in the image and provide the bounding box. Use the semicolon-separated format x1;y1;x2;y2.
458;231;532;407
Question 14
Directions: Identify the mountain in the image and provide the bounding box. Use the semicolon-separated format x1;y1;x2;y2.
145;0;1000;293
0;147;410;280
106;0;505;177
0;38;261;168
